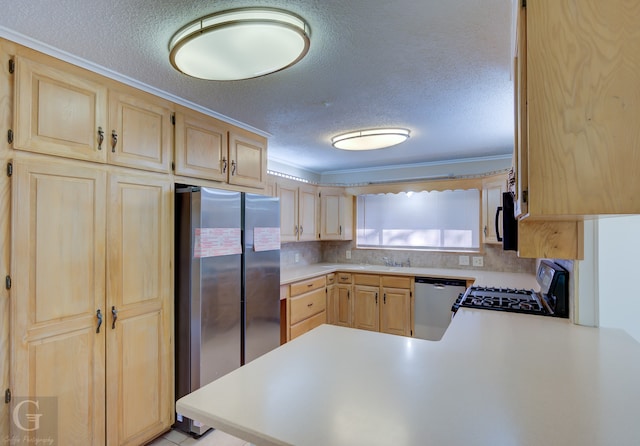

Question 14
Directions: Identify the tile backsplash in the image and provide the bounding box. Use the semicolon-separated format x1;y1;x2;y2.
282;241;536;274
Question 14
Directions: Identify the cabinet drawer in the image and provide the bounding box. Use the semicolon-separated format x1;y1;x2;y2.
326;273;336;285
354;274;380;286
290;276;326;296
290;311;326;340
381;275;411;289
290;288;326;325
337;273;353;284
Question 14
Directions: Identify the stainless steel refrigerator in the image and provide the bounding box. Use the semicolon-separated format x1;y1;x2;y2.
174;186;281;435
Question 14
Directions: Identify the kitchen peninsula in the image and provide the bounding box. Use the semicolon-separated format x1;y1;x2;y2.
176;309;640;446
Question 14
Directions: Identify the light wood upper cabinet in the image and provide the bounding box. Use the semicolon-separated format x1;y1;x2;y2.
174;107;267;189
11;157;107;445
14;54;107;162
228;129;267;189
277;179;318;242
105;171;172;445
298;186;318;241
482;175;506;245
515;0;640;217
107;87;173;173
174;106;228;181
319;188;353;241
13;50;173;173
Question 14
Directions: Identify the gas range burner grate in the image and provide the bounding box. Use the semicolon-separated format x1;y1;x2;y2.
453;286;548;316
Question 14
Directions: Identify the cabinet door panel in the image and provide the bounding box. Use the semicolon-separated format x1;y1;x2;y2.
108;89;172;173
174;108;227;181
380;288;411;337
14;55;107;162
11;158;106;444
353;285;379;332
228;131;266;189
106;172;172;445
278;184;298;242
298;187;317;241
321;193;341;239
335;285;352;327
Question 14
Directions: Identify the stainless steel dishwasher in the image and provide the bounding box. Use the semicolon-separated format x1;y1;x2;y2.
414;277;467;341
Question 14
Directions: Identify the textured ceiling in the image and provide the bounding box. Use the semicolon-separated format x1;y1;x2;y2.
0;0;515;175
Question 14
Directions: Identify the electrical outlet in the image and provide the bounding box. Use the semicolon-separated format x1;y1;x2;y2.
345;250;351;260
472;256;484;267
294;253;300;263
458;255;469;266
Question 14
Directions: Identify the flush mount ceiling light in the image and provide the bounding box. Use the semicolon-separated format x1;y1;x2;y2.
331;128;411;151
169;8;311;81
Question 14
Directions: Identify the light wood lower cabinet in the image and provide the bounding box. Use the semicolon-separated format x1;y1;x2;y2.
380;276;412;337
10;156;172;445
287;276;326;340
353;284;380;332
333;273;413;337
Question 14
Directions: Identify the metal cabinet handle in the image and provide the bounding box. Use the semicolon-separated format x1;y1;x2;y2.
384;293;386;304
484;225;487;236
222;157;227;173
231;160;237;175
111;130;118;153
294;225;299;235
97;127;104;151
375;292;378;304
307;303;313;307
111;306;118;329
96;309;102;333
299;226;303;235
339;225;342;235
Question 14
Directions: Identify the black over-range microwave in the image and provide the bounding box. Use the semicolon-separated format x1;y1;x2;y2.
496;192;518;251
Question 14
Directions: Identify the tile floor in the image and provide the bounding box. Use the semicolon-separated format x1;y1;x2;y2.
147;428;252;446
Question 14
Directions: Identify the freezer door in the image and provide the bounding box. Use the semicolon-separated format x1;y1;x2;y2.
243;193;281;364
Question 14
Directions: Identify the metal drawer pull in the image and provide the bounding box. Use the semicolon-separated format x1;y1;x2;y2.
111;306;118;329
307;303;313;307
231;160;237;175
96;309;102;333
222;157;227;173
375;292;378;304
307;283;313;287
111;130;118;153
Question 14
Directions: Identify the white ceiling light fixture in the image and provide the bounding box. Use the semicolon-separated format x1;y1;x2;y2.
332;128;411;151
169;8;311;81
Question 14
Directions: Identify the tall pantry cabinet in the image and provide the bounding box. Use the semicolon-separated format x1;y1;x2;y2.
7;42;173;445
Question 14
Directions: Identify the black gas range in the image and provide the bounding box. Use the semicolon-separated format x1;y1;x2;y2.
452;260;569;318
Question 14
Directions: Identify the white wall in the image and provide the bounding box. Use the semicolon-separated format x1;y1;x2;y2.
597;215;640;342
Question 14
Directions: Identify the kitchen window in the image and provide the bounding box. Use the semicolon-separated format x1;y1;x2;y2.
356;189;480;251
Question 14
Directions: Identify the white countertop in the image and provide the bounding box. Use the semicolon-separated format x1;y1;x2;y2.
176;311;640;446
281;262;540;290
